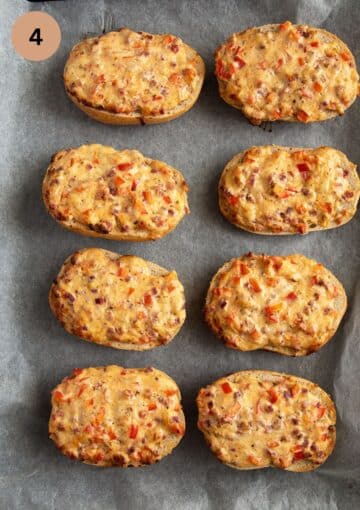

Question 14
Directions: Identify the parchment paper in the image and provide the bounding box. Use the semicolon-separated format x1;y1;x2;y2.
1;1;359;509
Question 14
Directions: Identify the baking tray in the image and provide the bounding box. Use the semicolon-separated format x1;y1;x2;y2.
1;1;359;508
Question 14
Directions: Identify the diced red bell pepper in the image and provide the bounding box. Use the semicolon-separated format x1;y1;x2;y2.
221;382;232;394
129;424;138;439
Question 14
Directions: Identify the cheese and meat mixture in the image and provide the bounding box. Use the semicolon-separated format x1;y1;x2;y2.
49;366;185;467
49;248;186;350
64;28;204;117
197;371;336;471
204;253;346;356
43;145;189;241
219;146;359;234
215;22;359;124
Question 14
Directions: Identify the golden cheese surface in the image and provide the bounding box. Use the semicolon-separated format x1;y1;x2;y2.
49;248;186;350
204;253;346;356
197;371;336;471
215;22;359;124
43;144;189;241
49;366;185;467
219;145;359;234
64;28;204;118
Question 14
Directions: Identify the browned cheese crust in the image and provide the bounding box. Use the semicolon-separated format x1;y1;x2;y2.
219;145;359;234
64;28;205;124
197;370;336;472
49;366;185;467
215;22;359;124
204;253;347;356
43;144;189;241
49;248;186;351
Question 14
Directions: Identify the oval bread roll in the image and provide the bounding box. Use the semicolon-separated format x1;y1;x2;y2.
219;145;359;234
204;253;346;356
215;22;359;124
49;248;186;350
42;144;189;241
64;28;205;124
197;370;336;472
49;366;185;467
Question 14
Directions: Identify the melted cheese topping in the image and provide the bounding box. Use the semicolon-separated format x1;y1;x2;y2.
49;366;185;467
204;253;346;356
43;144;189;241
50;248;186;350
219;146;359;234
197;371;336;471
64;28;203;117
215;22;359;123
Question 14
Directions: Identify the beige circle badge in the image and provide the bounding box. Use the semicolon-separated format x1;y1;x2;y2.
12;11;61;61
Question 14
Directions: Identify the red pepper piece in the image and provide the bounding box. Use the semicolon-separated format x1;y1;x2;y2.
234;56;246;68
297;163;310;173
340;52;350;62
94;452;105;462
317;406;326;419
293;446;304;460
129;424;138;439
249;278;261;293
279;21;292;31
297;224;307;234
115;176;124;186
77;384;87;397
117;162;133;171
267;387;278;403
53;390;64;401
227;194;239;206
286;292;297;301
108;429;117;440
296;109;309;122
240;263;249;275
310;41;319;48
165;389;177;397
163;195;171;204
221;382;232;394
73;368;83;376
144;293;153;307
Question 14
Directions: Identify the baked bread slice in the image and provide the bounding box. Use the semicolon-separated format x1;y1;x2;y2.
204;253;346;356
215;22;359;124
219;145;359;234
64;28;205;124
49;366;185;466
197;370;336;472
49;248;186;350
42;144;189;241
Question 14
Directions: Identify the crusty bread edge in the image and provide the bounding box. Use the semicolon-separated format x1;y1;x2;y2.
196;369;336;472
218;145;360;235
42;148;190;242
64;33;206;125
49;248;186;351
204;253;347;356
215;23;359;124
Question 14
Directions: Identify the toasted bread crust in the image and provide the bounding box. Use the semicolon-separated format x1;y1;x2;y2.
215;22;359;124
204;253;347;356
64;28;205;124
197;370;336;472
49;248;186;351
219;145;359;235
42;144;189;241
49;366;185;467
